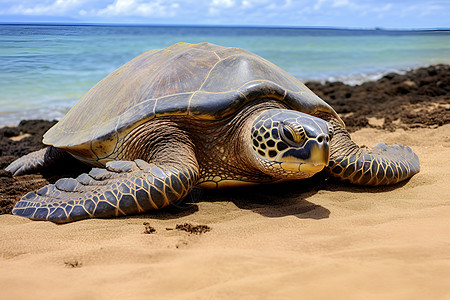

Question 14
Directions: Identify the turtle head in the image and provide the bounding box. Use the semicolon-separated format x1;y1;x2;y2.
249;109;333;180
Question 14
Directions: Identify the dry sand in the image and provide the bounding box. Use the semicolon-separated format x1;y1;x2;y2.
1;124;449;300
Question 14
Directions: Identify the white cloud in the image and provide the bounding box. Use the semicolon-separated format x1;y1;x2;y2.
313;0;324;11
240;0;270;8
208;0;236;16
211;0;235;8
0;0;180;18
266;0;293;11
4;0;89;15
418;3;445;17
332;0;349;7
314;0;358;10
242;0;252;8
97;0;176;17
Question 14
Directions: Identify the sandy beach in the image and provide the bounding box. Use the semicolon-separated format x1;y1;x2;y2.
1;65;449;299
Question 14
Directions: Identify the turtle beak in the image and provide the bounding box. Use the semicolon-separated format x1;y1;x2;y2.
299;134;330;173
278;133;330;174
311;134;330;165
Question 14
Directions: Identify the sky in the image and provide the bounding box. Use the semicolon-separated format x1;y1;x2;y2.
0;0;449;29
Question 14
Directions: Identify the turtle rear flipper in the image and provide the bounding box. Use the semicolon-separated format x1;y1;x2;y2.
328;125;420;186
12;159;198;223
6;147;72;176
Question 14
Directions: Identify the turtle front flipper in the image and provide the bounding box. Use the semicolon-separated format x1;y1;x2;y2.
12;159;199;223
6;146;73;176
328;124;420;186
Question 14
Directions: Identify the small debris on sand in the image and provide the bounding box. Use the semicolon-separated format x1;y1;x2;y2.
64;260;82;268
173;223;211;235
143;222;156;234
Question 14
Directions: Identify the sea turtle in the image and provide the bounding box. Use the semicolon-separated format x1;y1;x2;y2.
6;42;420;223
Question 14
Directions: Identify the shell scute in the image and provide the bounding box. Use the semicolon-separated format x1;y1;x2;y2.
199;54;301;93
188;90;246;120
155;93;191;117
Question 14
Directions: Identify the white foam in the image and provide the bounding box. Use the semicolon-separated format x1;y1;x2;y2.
298;67;410;86
0;105;71;127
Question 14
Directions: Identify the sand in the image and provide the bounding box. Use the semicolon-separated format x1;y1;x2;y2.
1;124;449;299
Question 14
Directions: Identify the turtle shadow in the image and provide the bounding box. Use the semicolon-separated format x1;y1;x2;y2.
322;176;411;193
187;174;331;220
39;156;91;183
132;201;200;220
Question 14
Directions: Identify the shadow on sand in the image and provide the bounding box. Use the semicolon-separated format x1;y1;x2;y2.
139;173;332;221
140;171;412;222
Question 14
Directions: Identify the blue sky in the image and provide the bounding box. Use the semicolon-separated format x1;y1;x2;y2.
0;0;448;29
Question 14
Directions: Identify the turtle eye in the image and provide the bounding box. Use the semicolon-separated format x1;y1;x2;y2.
281;124;298;145
280;123;306;145
282;125;294;142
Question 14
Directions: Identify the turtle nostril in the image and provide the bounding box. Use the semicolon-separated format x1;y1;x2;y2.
317;134;328;144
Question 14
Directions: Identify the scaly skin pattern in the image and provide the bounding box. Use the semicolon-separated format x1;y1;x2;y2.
6;147;71;176
249;109;331;178
12;159;198;223
327;122;420;185
329;143;420;185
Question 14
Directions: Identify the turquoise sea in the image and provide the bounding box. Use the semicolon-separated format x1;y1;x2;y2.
1;24;449;126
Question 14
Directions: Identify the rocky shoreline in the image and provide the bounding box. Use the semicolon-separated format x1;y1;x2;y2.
308;64;450;131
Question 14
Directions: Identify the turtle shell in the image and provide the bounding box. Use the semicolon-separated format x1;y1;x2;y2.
44;42;342;163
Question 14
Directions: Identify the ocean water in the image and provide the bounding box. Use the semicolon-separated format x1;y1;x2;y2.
1;24;449;126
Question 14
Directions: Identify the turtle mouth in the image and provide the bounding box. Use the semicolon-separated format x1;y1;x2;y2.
277;162;327;174
275;143;330;174
299;162;327;173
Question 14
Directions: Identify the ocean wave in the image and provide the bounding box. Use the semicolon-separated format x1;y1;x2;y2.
0;105;71;127
297;67;412;86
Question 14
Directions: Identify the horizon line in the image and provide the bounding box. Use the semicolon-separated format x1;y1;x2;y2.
1;22;449;32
